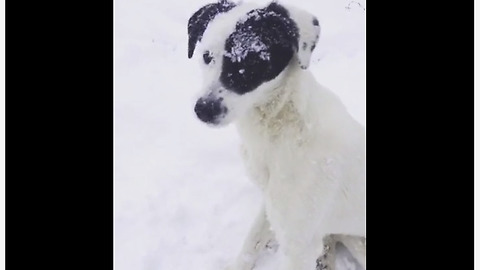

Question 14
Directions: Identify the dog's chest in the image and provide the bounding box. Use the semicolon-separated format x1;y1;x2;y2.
238;117;340;189
236;97;366;237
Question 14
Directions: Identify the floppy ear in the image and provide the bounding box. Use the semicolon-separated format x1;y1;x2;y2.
286;7;321;69
187;0;237;59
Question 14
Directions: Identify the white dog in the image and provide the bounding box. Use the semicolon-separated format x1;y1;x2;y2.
187;1;366;270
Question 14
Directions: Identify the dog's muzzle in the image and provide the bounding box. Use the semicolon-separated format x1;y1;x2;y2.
194;97;227;124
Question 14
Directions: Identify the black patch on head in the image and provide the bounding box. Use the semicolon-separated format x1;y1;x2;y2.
187;0;236;58
312;17;319;26
311;44;316;52
220;2;299;95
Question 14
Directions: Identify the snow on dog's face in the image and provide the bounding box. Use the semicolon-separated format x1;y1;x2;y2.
188;1;320;126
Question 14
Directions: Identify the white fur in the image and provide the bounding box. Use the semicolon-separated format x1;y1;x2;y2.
192;2;365;270
233;67;366;270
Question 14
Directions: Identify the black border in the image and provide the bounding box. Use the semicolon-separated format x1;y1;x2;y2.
5;0;472;269
366;1;472;269
6;0;113;268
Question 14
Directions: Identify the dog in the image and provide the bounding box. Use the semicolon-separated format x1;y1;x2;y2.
187;1;366;269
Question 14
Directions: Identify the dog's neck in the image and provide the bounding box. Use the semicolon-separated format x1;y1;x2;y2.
257;63;300;112
237;64;308;141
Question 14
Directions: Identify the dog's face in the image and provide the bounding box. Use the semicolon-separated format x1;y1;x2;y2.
188;1;320;126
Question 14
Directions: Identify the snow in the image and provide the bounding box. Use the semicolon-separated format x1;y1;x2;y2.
114;0;366;269
225;33;269;62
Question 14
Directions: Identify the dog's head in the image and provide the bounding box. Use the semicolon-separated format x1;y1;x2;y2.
188;0;320;126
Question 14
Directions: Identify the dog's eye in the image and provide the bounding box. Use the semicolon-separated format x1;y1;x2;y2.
203;51;213;65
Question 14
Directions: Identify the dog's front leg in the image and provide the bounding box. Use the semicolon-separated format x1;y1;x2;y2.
278;237;320;270
227;205;275;270
274;216;329;270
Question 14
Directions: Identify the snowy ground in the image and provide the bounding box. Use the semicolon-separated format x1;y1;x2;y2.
114;0;366;269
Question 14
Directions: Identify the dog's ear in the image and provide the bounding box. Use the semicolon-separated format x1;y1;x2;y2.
187;0;237;59
288;9;321;69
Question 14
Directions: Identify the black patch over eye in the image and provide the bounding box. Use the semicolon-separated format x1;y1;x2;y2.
220;3;298;95
203;51;213;64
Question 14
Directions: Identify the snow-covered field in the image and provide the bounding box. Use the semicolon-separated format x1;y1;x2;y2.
114;0;365;269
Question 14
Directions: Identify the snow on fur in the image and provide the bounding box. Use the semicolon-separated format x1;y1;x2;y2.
224;33;270;62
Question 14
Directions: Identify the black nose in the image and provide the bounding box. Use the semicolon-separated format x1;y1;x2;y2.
194;98;225;123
